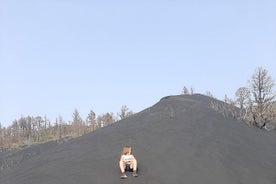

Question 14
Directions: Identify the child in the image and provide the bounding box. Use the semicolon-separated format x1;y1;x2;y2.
119;146;138;179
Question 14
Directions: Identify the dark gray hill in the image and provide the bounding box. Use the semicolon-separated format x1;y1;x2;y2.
1;94;276;184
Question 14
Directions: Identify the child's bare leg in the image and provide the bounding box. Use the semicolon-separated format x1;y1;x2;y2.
132;158;137;171
131;159;138;177
119;161;126;173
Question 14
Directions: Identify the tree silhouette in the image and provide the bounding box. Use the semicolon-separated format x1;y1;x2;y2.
249;67;275;128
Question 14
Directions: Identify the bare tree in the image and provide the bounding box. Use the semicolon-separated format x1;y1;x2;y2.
97;113;116;127
18;117;27;142
206;90;214;98
96;115;104;128
0;123;3;148
72;109;83;136
104;112;115;126
118;105;133;120
223;94;236;106
235;87;250;110
182;86;189;95
249;67;275;128
55;115;66;140
87;110;96;131
190;87;195;95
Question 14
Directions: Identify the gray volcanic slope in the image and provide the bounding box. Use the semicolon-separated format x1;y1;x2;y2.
1;94;276;184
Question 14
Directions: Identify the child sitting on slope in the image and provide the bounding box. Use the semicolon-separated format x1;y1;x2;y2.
119;146;138;179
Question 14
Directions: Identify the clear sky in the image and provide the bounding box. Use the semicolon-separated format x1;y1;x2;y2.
1;0;276;127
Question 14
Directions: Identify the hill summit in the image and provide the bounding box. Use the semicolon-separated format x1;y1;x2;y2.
1;94;276;184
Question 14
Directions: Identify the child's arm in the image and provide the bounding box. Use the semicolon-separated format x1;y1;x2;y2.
131;154;137;161
120;155;124;162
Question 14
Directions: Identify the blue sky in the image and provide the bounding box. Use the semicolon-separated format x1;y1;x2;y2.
1;0;276;127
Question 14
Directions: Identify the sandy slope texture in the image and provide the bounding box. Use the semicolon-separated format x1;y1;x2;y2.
1;94;276;184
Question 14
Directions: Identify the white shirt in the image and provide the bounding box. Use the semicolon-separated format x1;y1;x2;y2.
122;154;132;162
